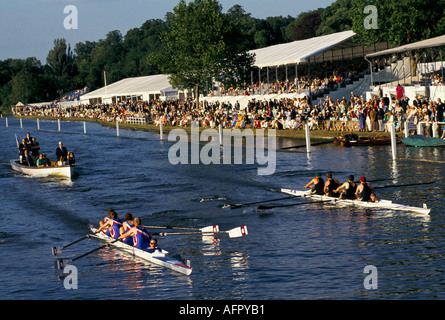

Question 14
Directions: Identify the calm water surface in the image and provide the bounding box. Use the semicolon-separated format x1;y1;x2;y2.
0;118;444;300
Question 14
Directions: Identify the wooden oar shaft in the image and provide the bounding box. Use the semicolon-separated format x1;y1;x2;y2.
230;196;296;208
71;239;118;262
280;140;332;150
258;199;329;210
144;225;202;231
62;235;89;250
374;181;435;189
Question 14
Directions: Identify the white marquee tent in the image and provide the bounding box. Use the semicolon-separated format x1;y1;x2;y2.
79;74;178;104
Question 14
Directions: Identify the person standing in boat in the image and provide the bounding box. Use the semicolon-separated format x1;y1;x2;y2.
333;175;357;199
356;177;376;202
97;209;123;240
119;213;135;246
118;217;152;251
304;173;325;195
18;138;29;163
56;141;68;161
22;149;35;167
30;137;40;162
324;172;341;197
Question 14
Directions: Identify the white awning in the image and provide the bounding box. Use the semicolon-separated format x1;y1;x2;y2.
250;30;357;68
80;74;176;101
366;34;445;58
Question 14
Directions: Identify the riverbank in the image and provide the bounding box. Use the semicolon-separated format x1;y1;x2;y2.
12;115;397;140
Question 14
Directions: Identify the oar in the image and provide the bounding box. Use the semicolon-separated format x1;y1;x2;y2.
143;225;219;233
154;226;248;239
258;199;331;210
52;235;91;256
56;239;119;270
228;196;296;209
52;229;101;256
374;181;435;189
280;140;333;150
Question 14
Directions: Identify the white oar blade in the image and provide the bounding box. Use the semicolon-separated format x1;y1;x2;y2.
52;247;61;256
200;225;219;233
228;226;248;238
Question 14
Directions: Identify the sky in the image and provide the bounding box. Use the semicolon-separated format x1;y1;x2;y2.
0;0;335;63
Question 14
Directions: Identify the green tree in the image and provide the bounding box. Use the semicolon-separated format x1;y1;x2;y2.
153;0;254;106
46;38;75;93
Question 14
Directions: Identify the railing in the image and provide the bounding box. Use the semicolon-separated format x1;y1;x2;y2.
125;117;146;125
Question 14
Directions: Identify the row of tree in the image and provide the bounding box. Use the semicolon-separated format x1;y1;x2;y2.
1;0;444;113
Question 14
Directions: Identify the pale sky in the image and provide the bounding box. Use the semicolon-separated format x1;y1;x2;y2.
0;0;335;63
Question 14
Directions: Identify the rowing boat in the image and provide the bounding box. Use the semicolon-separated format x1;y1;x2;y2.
89;226;193;276
281;189;431;215
10;159;76;179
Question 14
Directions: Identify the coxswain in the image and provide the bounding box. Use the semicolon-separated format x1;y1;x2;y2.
146;238;162;254
97;208;123;239
356;177;376;202
324;172;341;197
333;175;357;199
118;217;152;251
304;173;325;195
119;212;135;245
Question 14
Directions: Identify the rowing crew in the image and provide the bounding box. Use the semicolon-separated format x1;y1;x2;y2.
96;208;159;253
304;172;376;202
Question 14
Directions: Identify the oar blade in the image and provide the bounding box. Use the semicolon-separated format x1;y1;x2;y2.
55;259;66;270
52;246;61;256
200;225;219;233
228;226;248;238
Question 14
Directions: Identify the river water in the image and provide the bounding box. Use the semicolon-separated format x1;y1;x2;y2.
0;118;444;301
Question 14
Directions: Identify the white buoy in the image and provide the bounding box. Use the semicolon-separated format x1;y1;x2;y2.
5;117;8;128
37;118;40;130
116;120;120;136
58;119;61;132
83;121;86;134
305;124;311;153
20;118;23;128
390;124;397;160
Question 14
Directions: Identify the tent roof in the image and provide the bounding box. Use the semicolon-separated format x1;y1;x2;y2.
80;74;175;100
366;34;445;58
250;30;356;68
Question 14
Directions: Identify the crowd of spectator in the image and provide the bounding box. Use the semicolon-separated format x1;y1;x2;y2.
12;86;445;136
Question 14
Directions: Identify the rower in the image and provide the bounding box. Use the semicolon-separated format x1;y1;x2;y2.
119;213;134;245
333;175;357;199
356;177;376;202
97;208;123;239
324;172;341;197
118;217;152;251
304;173;325;195
146;238;162;254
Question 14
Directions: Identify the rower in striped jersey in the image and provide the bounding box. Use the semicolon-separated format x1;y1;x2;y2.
97;208;123;240
118;217;152;251
119;212;135;245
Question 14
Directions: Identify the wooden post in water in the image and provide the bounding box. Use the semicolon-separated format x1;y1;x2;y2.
305;124;311;153
390;124;397;160
116;120;120;137
432;122;437;138
219;124;223;146
160;121;163;140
